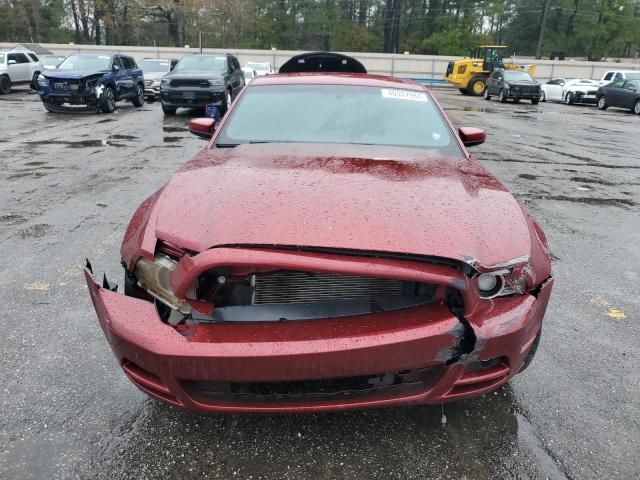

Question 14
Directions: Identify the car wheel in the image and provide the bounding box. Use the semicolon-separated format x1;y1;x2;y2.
467;77;486;96
498;89;507;103
513;98;520;103
540;90;546;102
31;71;40;90
162;104;177;115
565;92;574;105
531;98;539;105
634;100;640;115
597;96;607;110
100;86;116;113
459;88;467;94
518;329;542;373
483;88;491;101
221;89;232;115
0;75;11;94
132;84;144;107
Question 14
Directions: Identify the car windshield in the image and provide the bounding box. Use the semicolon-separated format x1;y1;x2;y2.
243;71;254;80
174;56;226;72
217;84;463;156
58;54;111;71
504;71;533;81
571;79;596;85
138;59;171;72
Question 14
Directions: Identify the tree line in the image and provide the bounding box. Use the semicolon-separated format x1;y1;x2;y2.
1;1;639;59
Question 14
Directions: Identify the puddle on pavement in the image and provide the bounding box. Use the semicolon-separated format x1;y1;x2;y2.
7;171;48;180
518;173;538;180
163;136;183;143
445;106;499;113
570;176;615;186
25;139;126;148
109;134;138;141
24;161;47;167
18;223;52;238
525;194;635;208
96;118;115;124
0;213;27;225
163;126;187;133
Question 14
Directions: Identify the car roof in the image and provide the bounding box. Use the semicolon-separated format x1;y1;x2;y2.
249;73;425;90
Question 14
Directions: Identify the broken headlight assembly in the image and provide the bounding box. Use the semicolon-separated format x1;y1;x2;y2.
133;254;192;315
37;74;48;87
476;270;528;299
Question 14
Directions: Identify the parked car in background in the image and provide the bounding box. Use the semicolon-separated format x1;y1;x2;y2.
159;54;244;115
0;50;43;93
41;55;66;70
540;78;599;105
242;67;257;83
138;58;177;100
85;53;553;414
598;70;640;87
244;62;273;75
37;53;145;113
597;79;640;114
484;70;541;104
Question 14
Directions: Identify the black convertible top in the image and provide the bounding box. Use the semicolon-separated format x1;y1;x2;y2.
279;52;367;74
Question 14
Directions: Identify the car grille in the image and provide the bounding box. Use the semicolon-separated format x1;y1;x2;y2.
181;367;443;403
586;90;597;95
144;79;154;86
51;79;80;92
252;270;407;305
511;86;536;94
170;79;210;88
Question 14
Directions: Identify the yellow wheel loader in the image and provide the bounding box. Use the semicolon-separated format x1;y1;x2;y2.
443;46;536;96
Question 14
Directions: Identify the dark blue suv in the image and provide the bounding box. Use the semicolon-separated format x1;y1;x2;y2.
37;53;145;113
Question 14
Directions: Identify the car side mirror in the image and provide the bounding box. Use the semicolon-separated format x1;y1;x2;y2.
459;127;486;147
112;64;120;72
8;59;16;65
627;85;636;92
188;118;216;139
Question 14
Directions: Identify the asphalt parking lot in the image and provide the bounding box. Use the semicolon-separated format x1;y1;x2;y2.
0;85;638;480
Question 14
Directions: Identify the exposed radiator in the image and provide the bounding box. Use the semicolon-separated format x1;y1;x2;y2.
252;271;406;305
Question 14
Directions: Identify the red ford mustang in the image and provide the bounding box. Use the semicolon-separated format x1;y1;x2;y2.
86;57;553;413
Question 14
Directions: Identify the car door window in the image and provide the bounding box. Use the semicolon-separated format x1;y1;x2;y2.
112;56;124;71
611;80;625;89
27;53;39;62
122;57;134;70
613;73;623;81
8;53;29;64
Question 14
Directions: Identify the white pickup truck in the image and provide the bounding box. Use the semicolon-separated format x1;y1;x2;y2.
598;70;640;87
0;50;43;94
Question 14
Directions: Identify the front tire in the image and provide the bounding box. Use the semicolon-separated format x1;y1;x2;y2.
597;96;607;110
531;98;539;105
31;71;40;91
498;89;507;103
220;89;232;115
540;90;546;102
518;329;542;373
467;77;486;96
132;84;144;107
634;100;640;115
161;104;177;115
483;88;491;101
565;92;574;105
100;86;116;113
0;75;11;94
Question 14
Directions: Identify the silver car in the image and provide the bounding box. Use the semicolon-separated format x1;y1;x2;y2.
0;50;43;94
138;58;177;100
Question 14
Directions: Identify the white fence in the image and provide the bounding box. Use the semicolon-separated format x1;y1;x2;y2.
2;42;638;82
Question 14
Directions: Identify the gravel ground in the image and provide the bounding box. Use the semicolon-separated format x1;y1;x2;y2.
0;85;638;479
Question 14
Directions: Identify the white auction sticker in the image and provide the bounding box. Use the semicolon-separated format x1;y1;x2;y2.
381;88;428;102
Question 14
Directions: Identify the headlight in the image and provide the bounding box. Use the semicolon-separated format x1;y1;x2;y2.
85;78;99;89
134;255;191;314
160;78;170;89
477;270;527;299
37;74;48;87
503;83;511;89
208;79;224;87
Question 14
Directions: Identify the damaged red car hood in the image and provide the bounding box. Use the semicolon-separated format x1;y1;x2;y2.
152;143;532;267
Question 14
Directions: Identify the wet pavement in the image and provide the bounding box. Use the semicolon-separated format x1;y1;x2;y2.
0;85;638;479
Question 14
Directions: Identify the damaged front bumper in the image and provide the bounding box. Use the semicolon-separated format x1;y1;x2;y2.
85;248;553;413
